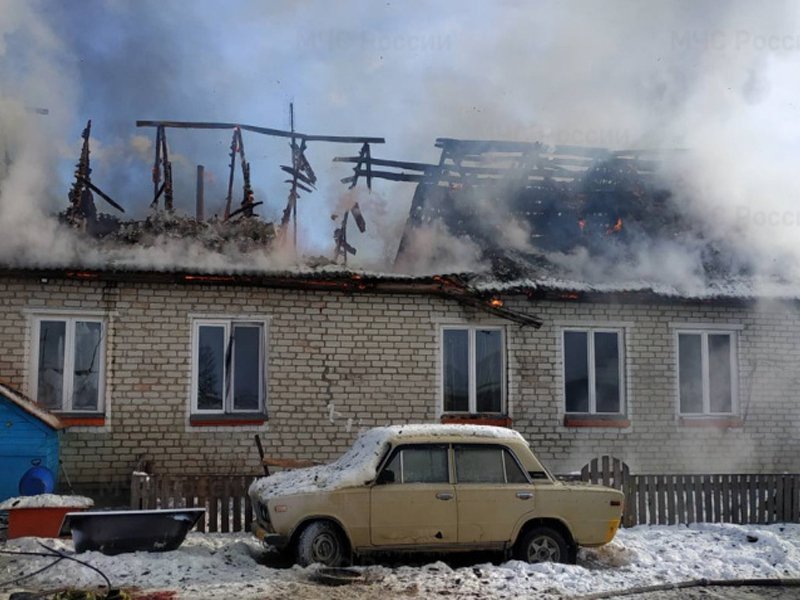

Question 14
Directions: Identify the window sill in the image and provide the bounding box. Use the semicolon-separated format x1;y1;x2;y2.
190;413;267;427
54;414;106;427
563;415;630;428
440;414;512;428
679;416;743;429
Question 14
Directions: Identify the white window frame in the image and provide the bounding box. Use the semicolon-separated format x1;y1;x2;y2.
561;327;626;415
29;315;106;413
440;325;506;414
190;318;268;415
675;328;738;416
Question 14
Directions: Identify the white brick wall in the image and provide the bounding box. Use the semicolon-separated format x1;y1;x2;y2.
1;275;799;484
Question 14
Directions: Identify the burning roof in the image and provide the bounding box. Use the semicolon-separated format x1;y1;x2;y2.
337;137;743;289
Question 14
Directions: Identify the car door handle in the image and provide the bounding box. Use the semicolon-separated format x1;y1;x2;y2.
436;492;454;501
516;492;533;500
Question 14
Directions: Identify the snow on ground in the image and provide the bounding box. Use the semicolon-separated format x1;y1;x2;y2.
1;523;800;599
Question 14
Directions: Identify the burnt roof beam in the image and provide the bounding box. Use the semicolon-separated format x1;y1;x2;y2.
136;121;385;144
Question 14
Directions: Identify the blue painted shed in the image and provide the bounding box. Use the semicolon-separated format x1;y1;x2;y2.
0;382;63;502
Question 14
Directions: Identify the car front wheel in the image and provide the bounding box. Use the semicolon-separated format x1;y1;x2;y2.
295;521;349;567
515;526;572;564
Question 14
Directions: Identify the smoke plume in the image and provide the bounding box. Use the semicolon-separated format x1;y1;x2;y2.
1;0;799;288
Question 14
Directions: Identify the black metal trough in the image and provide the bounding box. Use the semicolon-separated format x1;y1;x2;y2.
64;508;206;555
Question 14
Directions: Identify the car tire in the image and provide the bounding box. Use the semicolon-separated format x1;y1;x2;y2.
295;521;349;567
514;526;573;564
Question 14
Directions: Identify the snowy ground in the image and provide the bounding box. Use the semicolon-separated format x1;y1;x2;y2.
1;523;800;599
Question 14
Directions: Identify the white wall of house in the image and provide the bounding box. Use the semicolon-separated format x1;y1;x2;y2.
1;274;798;485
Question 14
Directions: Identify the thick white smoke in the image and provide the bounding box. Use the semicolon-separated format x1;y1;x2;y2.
1;0;800;286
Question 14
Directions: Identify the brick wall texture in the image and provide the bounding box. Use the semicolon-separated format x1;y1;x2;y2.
1;275;798;485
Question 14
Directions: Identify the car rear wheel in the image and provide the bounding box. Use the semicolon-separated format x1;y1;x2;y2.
515;526;571;564
295;521;349;567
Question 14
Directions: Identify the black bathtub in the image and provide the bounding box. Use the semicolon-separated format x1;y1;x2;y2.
64;508;206;555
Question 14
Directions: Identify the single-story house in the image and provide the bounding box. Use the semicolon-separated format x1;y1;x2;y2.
0;265;797;498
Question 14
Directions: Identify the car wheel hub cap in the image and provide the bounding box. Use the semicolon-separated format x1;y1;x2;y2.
528;536;560;562
312;533;338;563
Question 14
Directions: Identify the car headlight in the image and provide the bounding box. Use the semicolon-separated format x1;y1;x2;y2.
258;502;270;522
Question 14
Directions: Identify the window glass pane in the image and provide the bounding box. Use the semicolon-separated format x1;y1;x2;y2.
443;329;469;412
594;332;620;413
37;320;65;410
401;446;449;483
503;450;528;483
476;330;502;412
564;331;589;412
679;334;703;413
708;334;733;413
233;325;262;411
197;325;225;410
379;451;401;484
455;446;505;483
72;321;102;411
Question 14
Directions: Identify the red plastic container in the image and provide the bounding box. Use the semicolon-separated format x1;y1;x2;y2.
7;506;84;538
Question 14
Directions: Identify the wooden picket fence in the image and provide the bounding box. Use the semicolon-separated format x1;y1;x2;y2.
130;472;258;533
130;461;800;534
579;456;800;528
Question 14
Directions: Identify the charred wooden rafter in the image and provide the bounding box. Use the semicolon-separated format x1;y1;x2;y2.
64;120;124;235
136;120;384;145
150;125;174;212
223;127;256;220
138;112;384;255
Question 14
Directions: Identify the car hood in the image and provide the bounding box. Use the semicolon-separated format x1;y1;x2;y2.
249;431;390;501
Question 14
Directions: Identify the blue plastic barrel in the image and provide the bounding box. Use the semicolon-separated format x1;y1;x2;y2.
19;464;56;495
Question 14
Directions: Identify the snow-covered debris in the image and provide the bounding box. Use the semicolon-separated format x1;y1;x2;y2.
249;424;524;499
0;494;94;510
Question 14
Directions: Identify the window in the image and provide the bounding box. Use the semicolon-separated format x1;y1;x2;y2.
563;328;624;414
191;319;266;415
442;326;505;413
381;445;449;484
677;330;737;415
454;445;528;484
31;316;105;413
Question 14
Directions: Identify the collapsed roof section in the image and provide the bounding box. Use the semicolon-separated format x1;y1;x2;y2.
335;138;719;282
60;112;385;259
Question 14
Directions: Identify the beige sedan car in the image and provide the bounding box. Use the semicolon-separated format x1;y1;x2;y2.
249;424;623;566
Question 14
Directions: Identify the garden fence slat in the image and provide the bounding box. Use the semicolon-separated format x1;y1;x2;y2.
721;475;730;522
221;478;230;534
666;476;676;525
656;476;666;525
693;476;703;523
675;475;686;524
713;475;722;522
685;476;695;524
730;475;740;523
232;477;243;533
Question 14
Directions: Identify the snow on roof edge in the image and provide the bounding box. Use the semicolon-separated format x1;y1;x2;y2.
0;381;64;430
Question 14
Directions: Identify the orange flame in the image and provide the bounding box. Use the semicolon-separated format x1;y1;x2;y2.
607;217;623;235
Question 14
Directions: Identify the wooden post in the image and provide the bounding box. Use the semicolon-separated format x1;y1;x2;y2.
196;165;205;221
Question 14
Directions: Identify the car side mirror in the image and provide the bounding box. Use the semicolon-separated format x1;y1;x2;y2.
376;469;395;485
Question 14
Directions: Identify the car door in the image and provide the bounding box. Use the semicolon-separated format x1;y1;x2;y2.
453;444;534;544
370;443;457;546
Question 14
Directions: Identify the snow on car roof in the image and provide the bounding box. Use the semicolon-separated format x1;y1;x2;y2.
249;424;524;500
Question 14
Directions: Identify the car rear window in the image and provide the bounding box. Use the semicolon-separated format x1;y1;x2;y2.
454;445;529;484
